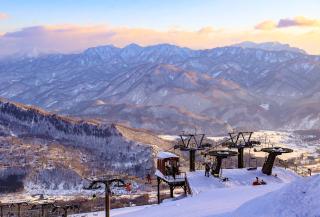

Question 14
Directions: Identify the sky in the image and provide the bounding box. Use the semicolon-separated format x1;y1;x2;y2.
0;0;320;56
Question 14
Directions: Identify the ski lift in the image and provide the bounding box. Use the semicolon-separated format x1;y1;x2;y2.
222;131;261;168
207;150;238;177
247;147;258;170
174;132;211;171
261;147;293;175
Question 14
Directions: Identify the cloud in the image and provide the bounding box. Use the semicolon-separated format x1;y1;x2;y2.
255;20;277;30
0;23;319;56
0;25;116;56
277;16;320;28
0;13;8;20
0;25;221;56
256;16;320;30
197;26;215;34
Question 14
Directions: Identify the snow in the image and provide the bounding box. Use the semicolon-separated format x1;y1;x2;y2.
213;71;222;77
45;100;58;108
71;185;284;217
158;135;180;141
95;100;106;105
154;169;165;179
155;169;185;183
294;115;320;130
71;168;301;217
157;151;178;159
223;174;320;217
259;104;270;110
187;168;297;195
207;136;226;141
71;206;151;217
253;130;319;158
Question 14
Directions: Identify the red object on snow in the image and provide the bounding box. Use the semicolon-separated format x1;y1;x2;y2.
125;183;132;192
252;181;261;186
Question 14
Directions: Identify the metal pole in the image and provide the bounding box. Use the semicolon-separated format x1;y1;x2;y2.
157;177;161;204
18;204;21;217
105;185;110;217
238;148;244;168
189;150;196;172
85;178;125;217
213;157;223;175
262;152;278;175
41;205;44;217
170;186;174;198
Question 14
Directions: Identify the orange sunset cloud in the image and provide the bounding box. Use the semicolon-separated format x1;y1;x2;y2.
0;13;9;20
0;23;319;56
256;16;320;30
255;20;277;30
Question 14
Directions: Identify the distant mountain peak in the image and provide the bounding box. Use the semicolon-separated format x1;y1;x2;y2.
84;44;119;53
83;44;120;59
233;41;306;54
124;43;142;49
121;43;143;58
148;43;192;50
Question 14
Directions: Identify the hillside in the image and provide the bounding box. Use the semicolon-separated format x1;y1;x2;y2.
1;43;320;134
0;98;168;194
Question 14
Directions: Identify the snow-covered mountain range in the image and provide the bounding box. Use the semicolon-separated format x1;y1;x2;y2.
233;41;307;54
1;42;320;134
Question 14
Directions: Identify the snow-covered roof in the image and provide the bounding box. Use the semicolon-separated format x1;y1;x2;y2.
157;151;178;159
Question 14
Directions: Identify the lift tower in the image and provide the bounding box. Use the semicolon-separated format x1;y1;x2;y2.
224;132;260;168
84;178;125;217
261;147;293;175
174;133;210;171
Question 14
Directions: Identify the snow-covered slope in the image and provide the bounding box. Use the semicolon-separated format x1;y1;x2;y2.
71;168;300;217
227;174;320;217
187;168;297;195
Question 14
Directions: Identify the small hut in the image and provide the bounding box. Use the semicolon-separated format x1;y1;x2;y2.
155;152;188;204
156;152;180;177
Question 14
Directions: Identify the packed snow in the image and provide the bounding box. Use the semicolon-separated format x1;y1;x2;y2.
187;167;297;195
221;174;320;217
71;167;304;217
